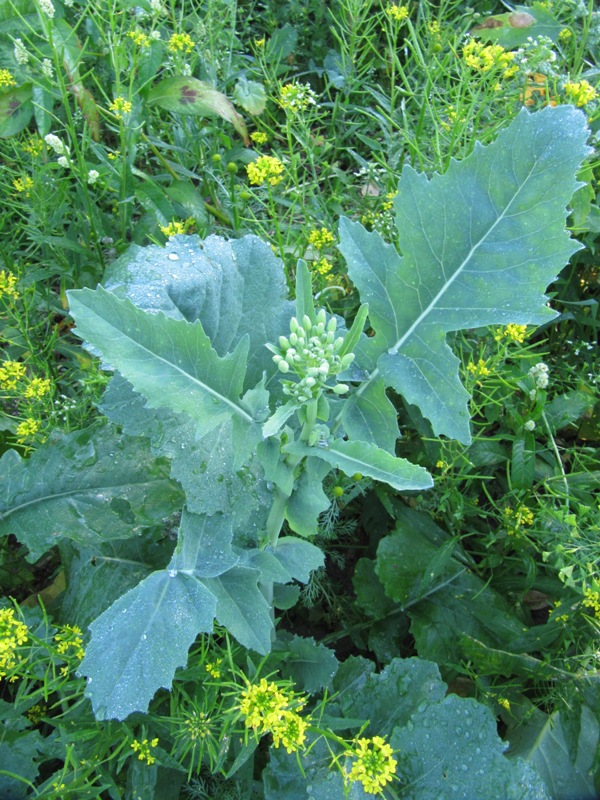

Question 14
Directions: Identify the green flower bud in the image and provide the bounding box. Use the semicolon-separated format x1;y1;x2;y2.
327;317;337;333
278;360;290;373
279;335;290;350
317;308;327;325
340;353;355;369
290;317;299;333
332;383;349;394
302;314;312;332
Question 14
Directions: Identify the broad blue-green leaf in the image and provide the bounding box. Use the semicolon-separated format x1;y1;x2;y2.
79;509;243;719
284;458;331;538
507;705;599;800
276;634;339;692
68;286;253;439
102;234;293;389
204;567;273;654
79;570;217;720
339;106;590;442
285;439;433;491
390;694;549;799
59;536;175;629
170;509;238;576
100;375;271;535
340;377;399;453
0;426;182;562
272;537;325;583
0;729;43;800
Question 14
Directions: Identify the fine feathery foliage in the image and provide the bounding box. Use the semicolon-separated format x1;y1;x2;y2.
0;106;589;722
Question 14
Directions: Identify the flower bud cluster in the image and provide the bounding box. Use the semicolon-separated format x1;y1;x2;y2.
270;310;354;403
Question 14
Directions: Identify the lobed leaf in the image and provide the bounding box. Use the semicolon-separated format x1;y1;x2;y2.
339;106;590;442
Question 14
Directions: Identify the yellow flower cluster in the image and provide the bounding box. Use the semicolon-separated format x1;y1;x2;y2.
0;608;29;678
131;737;159;765
467;358;491;378
0;68;17;88
13;176;33;196
278;82;317;113
314;257;333;276
205;658;222;678
247;155;285;186
462;40;518;79
24;377;51;398
16;418;40;443
160;220;186;237
109;96;132;117
250;131;268;145
168;32;195;53
504;504;534;536
308;227;335;250
239;677;308;754
0;270;19;301
127;29;151;48
494;323;528;343
345;736;397;795
564;80;597;107
185;710;212;740
54;624;86;661
582;588;600;620
0;360;26;390
386;4;409;23
22;136;43;156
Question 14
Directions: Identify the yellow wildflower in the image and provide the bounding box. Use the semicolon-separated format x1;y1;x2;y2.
205;659;222;678
0;68;17;89
428;20;441;35
308;227;335;250
278;83;317;113
462;40;517;79
54;624;85;660
504;504;534;536
582;587;600;620
238;676;308;753
314;257;333;276
0;360;27;390
168;32;195;53
13;176;34;197
0;607;29;678
254;37;265;48
21;136;43;156
0;271;19;301
24;377;52;399
558;28;573;43
250;131;268;145
467;358;491;378
131;737;159;765
247;155;285;186
109;97;133;117
346;736;397;795
386;5;409;23
127;30;151;48
498;697;511;710
16;418;41;442
494;324;528;343
160;220;186;237
564;80;597;107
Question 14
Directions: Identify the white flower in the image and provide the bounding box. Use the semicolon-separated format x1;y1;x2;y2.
149;0;165;13
87;169;100;184
57;156;69;167
41;58;53;78
150;30;162;40
524;420;536;431
38;0;55;18
182;63;192;76
44;133;69;155
528;362;549;389
13;38;30;66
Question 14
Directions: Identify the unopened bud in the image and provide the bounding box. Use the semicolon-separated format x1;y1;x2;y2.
317;308;327;325
279;335;290;350
332;383;349;394
327;317;337;333
302;314;312;332
278;360;290;373
340;353;355;369
290;317;299;333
